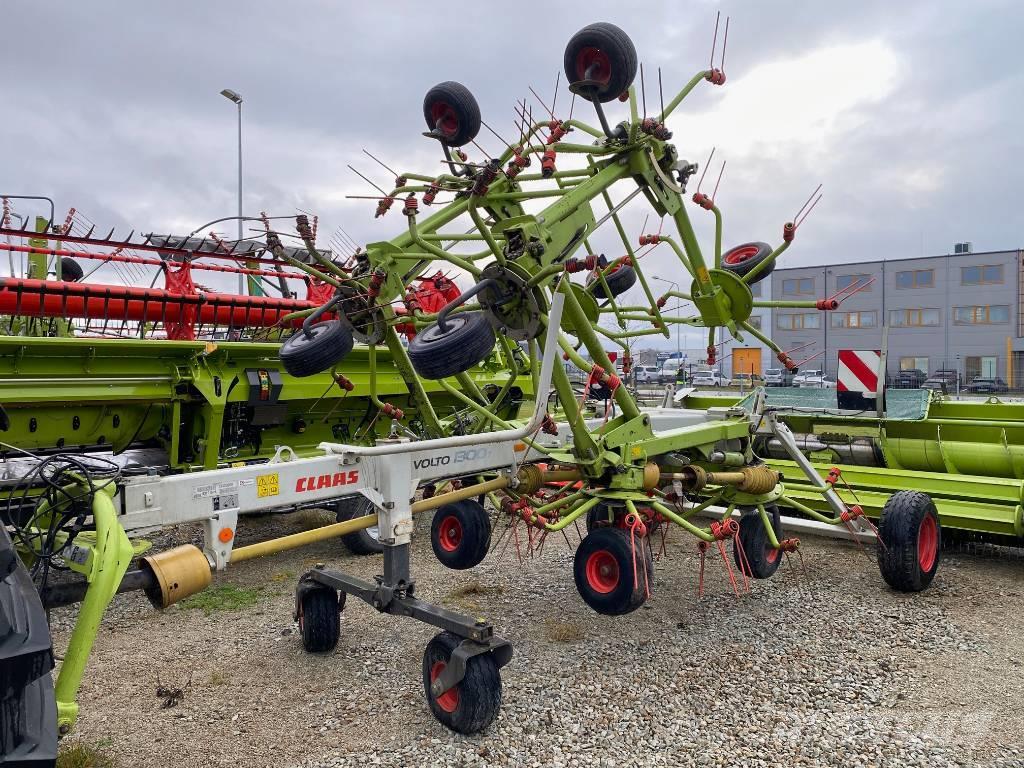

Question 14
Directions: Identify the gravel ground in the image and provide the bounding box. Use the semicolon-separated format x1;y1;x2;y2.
51;509;1024;768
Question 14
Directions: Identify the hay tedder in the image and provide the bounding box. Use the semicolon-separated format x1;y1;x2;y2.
0;17;947;757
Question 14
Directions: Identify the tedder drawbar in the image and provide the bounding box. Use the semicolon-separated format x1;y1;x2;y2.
0;17;948;754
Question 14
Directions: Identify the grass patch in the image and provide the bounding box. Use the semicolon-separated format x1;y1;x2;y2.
270;569;297;583
57;741;114;768
179;584;263;615
295;509;333;530
448;579;503;599
544;619;585;644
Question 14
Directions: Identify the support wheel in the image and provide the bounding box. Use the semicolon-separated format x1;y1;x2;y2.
587;263;636;299
298;585;344;653
721;241;774;284
431;500;491;570
422;632;501;734
877;491;941;592
573;527;652;615
334;497;383;555
563;22;638;103
423;81;481;148
59;256;84;282
733;505;783;579
408;312;495;379
280;320;354;378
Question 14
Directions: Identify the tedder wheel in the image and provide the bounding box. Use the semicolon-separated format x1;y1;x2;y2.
585;503;615;533
408;312;495;380
298;585;344;653
430;500;491;570
279;320;354;378
334;496;383;555
563;22;638;103
422;81;481;148
59;256;84;282
721;241;774;284
573;526;653;615
587;264;637;299
733;505;783;579
422;631;501;734
877;491;941;592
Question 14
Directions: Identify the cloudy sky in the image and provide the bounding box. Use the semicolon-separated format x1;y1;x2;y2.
2;1;1021;347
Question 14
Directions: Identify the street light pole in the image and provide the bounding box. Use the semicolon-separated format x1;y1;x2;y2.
220;88;246;295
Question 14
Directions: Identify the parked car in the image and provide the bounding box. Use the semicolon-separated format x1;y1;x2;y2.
800;372;837;389
893;368;927;388
792;369;821;387
659;358;684;383
763;368;794;387
634;365;662;384
731;373;764;388
923;369;960;394
966;377;1008;394
691;370;725;387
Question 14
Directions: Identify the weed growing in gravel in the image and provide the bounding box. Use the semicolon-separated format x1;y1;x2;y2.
179;584;263;615
295;509;333;530
270;569;297;583
445;580;504;612
544;619;585;643
57;740;114;768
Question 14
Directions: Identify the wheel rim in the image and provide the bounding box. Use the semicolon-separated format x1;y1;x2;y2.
724;245;760;265
764;544;780;564
429;101;459;138
917;514;938;572
429;661;459;713
438;515;463;552
575;47;611;84
366;525;379;541
585;550;619;594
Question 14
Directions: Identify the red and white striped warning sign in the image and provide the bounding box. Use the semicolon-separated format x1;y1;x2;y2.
837;349;881;394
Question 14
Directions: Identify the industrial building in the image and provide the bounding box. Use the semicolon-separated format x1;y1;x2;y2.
722;245;1023;385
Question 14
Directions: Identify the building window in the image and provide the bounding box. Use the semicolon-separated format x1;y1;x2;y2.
782;277;815;296
889;308;940;327
747;315;762;330
895;269;934;289
961;265;1003;285
749;281;762;298
953;305;1010;325
831;311;877;328
836;274;872;292
966;356;998;380
900;356;928;372
777;312;821;330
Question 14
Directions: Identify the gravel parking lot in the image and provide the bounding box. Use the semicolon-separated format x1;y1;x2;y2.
53;510;1024;768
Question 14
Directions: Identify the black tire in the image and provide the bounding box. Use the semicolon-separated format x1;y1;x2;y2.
423;81;481;148
279;320;354;378
721;241;774;284
585;503;615;533
298;586;343;653
334;497;383;555
573;527;652;615
563;22;638;103
877;491;941;593
422;631;501;734
408;312;495;380
587;264;636;299
733;505;783;579
430;500;491;570
59;256;84;282
0;527;57;764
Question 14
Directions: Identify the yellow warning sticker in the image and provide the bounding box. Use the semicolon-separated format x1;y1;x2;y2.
697;267;710;284
256;473;280;498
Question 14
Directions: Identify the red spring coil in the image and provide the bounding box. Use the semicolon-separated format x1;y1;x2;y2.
456;149;468;162
638;234;660;246
692;192;714;210
395;175;408;188
367;269;386;299
706;346;717;365
653;124;672;140
541;413;558;436
546;120;568;144
656;295;668;308
706;69;726;85
541;149;557;178
710;518;739;540
423;183;440;205
562;352;570;361
816;298;839;311
381;402;405;420
375;197;395;218
777;352;797;371
564;254;601;274
779;537;801;553
826;466;841;486
783;222;796;243
334;374;355;392
403;194;419;216
621;354;633;375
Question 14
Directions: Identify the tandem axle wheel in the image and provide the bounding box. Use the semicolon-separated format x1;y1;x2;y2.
294;545;511;734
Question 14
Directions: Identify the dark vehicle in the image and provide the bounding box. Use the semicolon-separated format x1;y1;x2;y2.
966;377;1008;394
893;368;927;388
923;369;960;394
